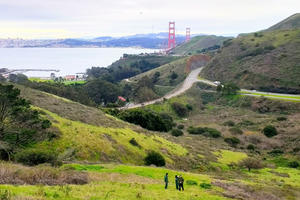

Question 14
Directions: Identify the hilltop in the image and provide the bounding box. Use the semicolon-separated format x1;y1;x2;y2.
201;14;300;93
267;13;300;31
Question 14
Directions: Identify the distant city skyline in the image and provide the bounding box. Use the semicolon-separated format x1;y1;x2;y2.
0;0;299;39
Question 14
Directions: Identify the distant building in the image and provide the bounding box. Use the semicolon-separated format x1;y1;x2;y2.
65;75;76;81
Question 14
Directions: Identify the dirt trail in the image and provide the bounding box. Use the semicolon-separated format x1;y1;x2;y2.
123;67;204;109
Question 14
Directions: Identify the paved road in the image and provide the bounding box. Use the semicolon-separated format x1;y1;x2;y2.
122;67;300;109
123;67;204;109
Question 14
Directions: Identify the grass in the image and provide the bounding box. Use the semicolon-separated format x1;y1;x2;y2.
213;150;248;165
28;78;86;85
0;163;230;200
33;108;187;164
239;90;300;102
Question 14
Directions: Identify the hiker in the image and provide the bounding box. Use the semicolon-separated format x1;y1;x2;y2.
178;175;184;191
164;173;169;189
175;175;179;190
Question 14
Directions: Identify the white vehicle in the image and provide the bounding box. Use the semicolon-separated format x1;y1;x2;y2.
213;81;221;86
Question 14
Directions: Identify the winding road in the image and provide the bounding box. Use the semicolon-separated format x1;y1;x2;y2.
123;67;300;109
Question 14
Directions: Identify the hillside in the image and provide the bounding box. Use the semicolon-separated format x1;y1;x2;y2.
16;85;189;167
267;13;300;31
170;35;230;55
201;18;300;93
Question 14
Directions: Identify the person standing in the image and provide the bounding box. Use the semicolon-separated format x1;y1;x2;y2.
175;175;179;190
178;175;184;191
164;173;169;189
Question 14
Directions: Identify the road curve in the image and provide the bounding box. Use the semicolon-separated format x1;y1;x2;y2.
123;67;204;109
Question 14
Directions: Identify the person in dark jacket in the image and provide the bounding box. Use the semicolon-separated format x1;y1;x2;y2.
164;173;169;189
178;175;184;191
175;175;179;190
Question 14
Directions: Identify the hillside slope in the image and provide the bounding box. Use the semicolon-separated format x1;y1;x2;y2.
170;35;230;55
267;13;300;31
17;85;188;167
201;25;300;93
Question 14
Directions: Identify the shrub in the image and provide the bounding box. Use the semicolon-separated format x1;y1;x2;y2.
229;127;243;135
264;45;275;51
262;125;277;138
223;120;235;127
171;129;183;137
200;183;212;189
129;138;141;147
186;180;198;185
277;116;287;121
224;137;240;147
171;102;189;117
15;149;58;166
177;124;184;129
288;161;299;168
187;126;221;138
118;109;174;132
144;151;165;166
247;144;256;150
239;158;263;171
268;149;284;156
186;104;193;111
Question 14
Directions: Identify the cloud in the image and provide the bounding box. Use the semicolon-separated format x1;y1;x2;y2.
0;0;299;38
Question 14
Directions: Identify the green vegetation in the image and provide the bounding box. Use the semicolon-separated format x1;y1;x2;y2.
0;84;54;163
104;108;174;132
170;35;230;55
144;151;166;166
171;129;184;137
262;125;278;138
202;25;300;93
187;126;221;138
213;150;247;165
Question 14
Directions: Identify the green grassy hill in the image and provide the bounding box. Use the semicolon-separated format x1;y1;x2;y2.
170;35;230;55
201;15;300;93
16;85;188;167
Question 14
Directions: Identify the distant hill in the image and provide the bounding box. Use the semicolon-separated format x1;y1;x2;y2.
170;35;231;55
267;13;300;31
201;14;300;94
0;33;187;49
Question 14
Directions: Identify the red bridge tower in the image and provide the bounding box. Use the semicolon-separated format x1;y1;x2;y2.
186;27;191;42
168;22;176;49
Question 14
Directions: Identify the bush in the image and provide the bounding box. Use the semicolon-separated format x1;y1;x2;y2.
129;138;141;147
247;144;256;150
186;180;198;185
277;116;287;121
15;149;58;166
171;102;188;117
200;183;212;189
288;161;299;168
262;125;277;138
186;104;193;111
144;151;165;166
118;109;174;132
229;127;243;135
187;126;221;138
239;158;263;171
224;137;240;147
177;124;184;129
223;120;235;126
171;129;183;137
268;149;284;156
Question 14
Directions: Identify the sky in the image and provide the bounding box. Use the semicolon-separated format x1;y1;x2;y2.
0;0;299;39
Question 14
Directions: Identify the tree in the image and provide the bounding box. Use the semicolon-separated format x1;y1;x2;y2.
239;157;263;171
85;79;121;104
0;84;28;132
171;102;188;117
262;125;277;138
144;151;165;166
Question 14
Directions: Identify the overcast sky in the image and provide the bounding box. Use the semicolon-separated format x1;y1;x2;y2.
0;0;299;39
